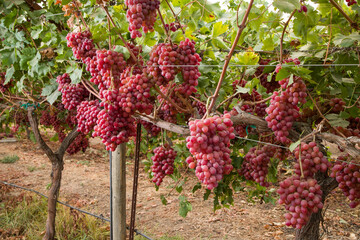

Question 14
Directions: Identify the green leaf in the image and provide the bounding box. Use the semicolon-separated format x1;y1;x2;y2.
275;68;290;81
160;195;168;205
273;0;300;13
46;90;61;105
325;114;350;128
5;66;15;85
179;195;192;218
289;140;301;152
211;37;229;49
236;86;250;94
211;21;228;37
203;189;211;200
70;67;83;84
192;182;202;193
236;51;259;66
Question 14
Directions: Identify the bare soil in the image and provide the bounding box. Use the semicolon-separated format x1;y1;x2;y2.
0;137;359;240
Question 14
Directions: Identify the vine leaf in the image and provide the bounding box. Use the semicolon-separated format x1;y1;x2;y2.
5;66;14;84
289;140;301;152
325;114;350;128
179;195;192;218
273;0;300;13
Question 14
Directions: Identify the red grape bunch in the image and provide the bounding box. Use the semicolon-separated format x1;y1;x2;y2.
265;76;307;144
141;120;161;136
125;0;160;38
330;155;360;208
294;142;331;178
345;0;357;6
66;31;96;61
76;100;101;134
186;114;235;190
164;22;181;32
329;98;345;113
277;176;323;229
239;145;277;187
93;108;136;151
151;145;177;186
66;133;89;155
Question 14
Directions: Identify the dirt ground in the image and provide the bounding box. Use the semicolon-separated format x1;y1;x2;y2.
0;137;359;240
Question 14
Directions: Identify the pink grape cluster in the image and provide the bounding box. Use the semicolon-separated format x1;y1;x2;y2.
56;73;71;86
151;145;177;186
125;0;160;38
239;145;277;187
93;108;136;151
117;73;153;115
275;58;301;73
255;59;280;93
94;49;127;89
66;133;89;155
76;100;101;134
330;155;360;208
277;176;323;229
265;76;307;144
141;120;161;136
294;142;330;178
185;114;235;190
66;31;96;61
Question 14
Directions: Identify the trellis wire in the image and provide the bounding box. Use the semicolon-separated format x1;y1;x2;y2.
0;180;154;240
150;63;360;67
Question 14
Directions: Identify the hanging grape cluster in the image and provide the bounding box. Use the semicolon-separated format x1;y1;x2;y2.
125;0;160;38
331;155;360;208
186;114;235;190
151;145;177;186
76;100;101;134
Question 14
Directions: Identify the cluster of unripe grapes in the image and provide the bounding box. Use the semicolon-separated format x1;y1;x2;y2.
66;31;96;61
186;114;235;190
76;100;101;134
278;176;323;229
330;155;360;208
294;142;331;178
151;145;176;186
125;0;160;38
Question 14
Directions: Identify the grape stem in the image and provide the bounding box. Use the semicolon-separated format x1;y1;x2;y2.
279;9;296;63
205;0;254;118
324;8;333;65
154;85;189;113
157;9;173;45
329;0;360;30
101;5;140;66
164;0;185;34
81;79;101;100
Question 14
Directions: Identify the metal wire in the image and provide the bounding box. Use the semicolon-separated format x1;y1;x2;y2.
0;180;154;240
148;63;360;67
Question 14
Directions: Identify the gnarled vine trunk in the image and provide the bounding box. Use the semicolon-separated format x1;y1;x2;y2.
27;107;79;240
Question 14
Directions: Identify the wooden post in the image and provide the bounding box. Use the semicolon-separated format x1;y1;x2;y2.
112;143;127;240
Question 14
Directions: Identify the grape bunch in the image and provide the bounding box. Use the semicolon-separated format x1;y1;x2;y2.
330;155;360;208
345;0;357;6
164;22;181;32
76;100;101;134
277;176;323;229
66;31;96;61
151;145;177;186
118;73;154;115
95;49;127;89
254;59;280;93
265;76;307;144
93;108;136;151
56;73;71;87
125;0;160;38
66;133;89;155
329;98;345;113
239;145;276;187
58;83;89;110
275;58;301;73
185;114;235;190
141;120;161;136
294;142;330;178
